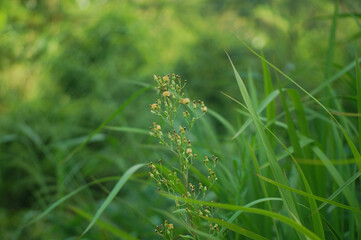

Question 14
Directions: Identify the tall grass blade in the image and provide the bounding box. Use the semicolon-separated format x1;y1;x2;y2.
310;57;361;96
315;171;361;213
229;90;279;139
257;174;361;214
278;81;324;238
222;197;283;227
69;206;138;240
312;147;359;208
356;56;361;153
104;126;149;135
226;53;301;225
233;35;361;173
163;193;321;240
312;146;361;229
81;163;145;236
201;216;268;240
248;68;259;107
238;98;326;238
287;89;311;150
277;83;303;158
24;176;122;226
247;142;280;238
262;54;276;147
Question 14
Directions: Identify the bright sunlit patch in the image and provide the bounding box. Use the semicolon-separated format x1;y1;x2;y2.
77;0;90;10
251;36;267;49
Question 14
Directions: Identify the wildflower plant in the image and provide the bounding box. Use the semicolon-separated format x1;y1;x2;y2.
148;74;218;239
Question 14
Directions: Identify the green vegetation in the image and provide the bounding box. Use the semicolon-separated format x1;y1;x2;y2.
1;0;361;239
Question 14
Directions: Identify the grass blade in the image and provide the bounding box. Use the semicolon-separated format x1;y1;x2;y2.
233;35;361;174
201;216;268;240
312;146;361;229
104;126;150;135
70;206;138;240
312;147;359;208
163;193;321;240
248;68;259;107
247;142;280;238
227;89;279;139
277;83;303;158
310;57;361;96
81;163;145;236
257;174;361;214
262;53;276;147
227;53;301;224
223;197;283;227
315;171;361;213
24;176;122;227
277;80;324;238
356;56;361;153
287;89;311;150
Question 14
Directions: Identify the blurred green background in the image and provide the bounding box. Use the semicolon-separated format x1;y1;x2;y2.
1;0;360;239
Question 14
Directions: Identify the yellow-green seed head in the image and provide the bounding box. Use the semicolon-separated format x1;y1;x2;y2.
162;91;171;97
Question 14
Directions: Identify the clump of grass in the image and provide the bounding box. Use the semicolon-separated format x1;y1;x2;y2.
148;74;218;239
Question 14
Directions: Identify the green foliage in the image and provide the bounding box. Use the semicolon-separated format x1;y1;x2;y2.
1;0;361;239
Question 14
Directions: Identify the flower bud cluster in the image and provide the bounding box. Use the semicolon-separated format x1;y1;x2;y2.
147;160;181;193
209;223;220;233
148;74;217;238
149;122;163;137
155;220;174;238
203;155;219;184
150;73;207;128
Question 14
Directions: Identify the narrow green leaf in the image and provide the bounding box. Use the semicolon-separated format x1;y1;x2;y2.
287;89;311;144
315;171;361;213
233;35;361;174
277;84;303;158
257;174;361;214
69;206;138;240
162;193;321;240
312;147;359;208
104;126;149;135
356;56;361;153
312;146;361;229
24;176;122;227
220;92;327;238
227;53;301;223
277;80;324;239
81;163;145;236
310;57;361;96
248;68;259;107
226;90;279;139
322;216;342;240
201;216;268;240
259;135;314;170
245;142;280;238
262;53;276;148
224;197;283;226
